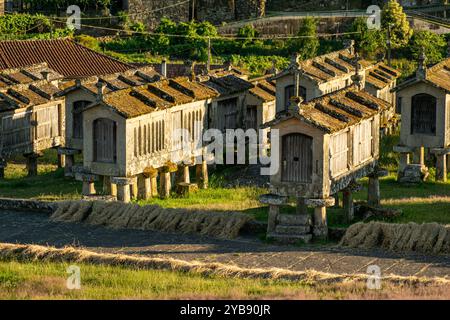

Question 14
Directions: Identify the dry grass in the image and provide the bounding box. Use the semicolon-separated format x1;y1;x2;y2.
0;242;448;288
51;200;253;239
340;221;450;254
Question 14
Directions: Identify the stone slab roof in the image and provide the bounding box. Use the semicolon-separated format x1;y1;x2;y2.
0;38;133;79
0;63;63;88
264;85;390;133
94;77;218;119
365;62;401;90
394;58;450;93
202;74;253;96
249;78;276;102
57;66;162;96
0;80;63;112
274;48;373;84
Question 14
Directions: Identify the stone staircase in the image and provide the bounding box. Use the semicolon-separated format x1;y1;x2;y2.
267;213;313;244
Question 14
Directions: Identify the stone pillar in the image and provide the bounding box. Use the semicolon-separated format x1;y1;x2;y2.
151;174;158;197
75;173;98;196
57;153;65;168
267;205;280;234
160;172;172;198
398;153;410;173
413;146;425;166
130;181;138;200
111;177;136;203
176;165;190;184
102;176;112;194
138;173;152;200
436;154;447;182
58;148;80;177
296;197;308;215
0;158;6;179
196;160;208;189
367;176;380;206
24;152;41;177
305;197;335;240
342;189;354;223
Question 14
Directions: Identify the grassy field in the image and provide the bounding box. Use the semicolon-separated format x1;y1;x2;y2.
0;259;447;300
1;135;450;227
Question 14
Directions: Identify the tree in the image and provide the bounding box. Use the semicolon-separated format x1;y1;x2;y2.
289;17;319;60
237;24;259;47
382;0;413;48
349;17;386;58
409;31;447;64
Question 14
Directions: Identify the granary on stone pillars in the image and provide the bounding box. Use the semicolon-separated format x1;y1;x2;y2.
393;55;450;183
56;66;162;177
272;42;400;131
202;74;254;132
261;74;390;242
77;77;217;202
0;63;65;178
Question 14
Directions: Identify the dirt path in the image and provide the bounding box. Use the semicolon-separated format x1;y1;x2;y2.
0;210;449;278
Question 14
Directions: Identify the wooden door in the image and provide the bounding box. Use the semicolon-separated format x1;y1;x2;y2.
282;133;313;183
93;118;116;163
246;105;257;131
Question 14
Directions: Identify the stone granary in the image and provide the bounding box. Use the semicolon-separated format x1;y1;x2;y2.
0;63;65;177
56;66;162;176
261;81;390;242
393;55;450;183
273;43;400;131
76;77;218;203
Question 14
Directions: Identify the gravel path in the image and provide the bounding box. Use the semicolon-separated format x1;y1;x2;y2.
0;210;449;278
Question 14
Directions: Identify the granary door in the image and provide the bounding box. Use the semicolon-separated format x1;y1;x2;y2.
281;133;313;183
245;105;257;131
93;118;116;163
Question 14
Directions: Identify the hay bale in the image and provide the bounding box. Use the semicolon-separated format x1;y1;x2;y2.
51;200;253;239
340;222;450;254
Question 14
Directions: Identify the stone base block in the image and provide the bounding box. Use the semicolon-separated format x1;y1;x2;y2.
267;233;313;244
398;164;429;184
277;214;311;226
275;225;310;234
259;193;288;206
176;182;199;196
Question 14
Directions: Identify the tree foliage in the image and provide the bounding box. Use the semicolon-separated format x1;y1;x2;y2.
288;17;319;60
349;17;386;58
382;0;413;48
409;30;447;65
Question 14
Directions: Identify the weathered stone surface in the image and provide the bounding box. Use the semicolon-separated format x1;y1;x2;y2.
305;197;335;207
57;147;81;156
0;198;56;213
176;182;199;196
111;177;137;186
259;193;288;205
398;164;429;184
75;173;98;183
277;214;311;226
354;202;402;220
81;195;116;201
267;232;313;244
393;145;414;153
275;225;310;234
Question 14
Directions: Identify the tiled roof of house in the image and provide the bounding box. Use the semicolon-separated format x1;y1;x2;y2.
57;66;162;96
394;57;450;93
0;63;63;88
0;38;133;78
202;74;253;96
264;85;390;133
96;77;218;118
0;80;63;112
365;62;401;90
249;78;276;102
275;48;373;84
151;62;248;79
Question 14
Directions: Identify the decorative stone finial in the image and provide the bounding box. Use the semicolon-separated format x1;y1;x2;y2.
351;53;364;90
288;96;303;113
417;48;427;79
96;81;107;100
344;39;355;55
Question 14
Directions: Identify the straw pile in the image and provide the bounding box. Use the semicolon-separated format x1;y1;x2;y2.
0;242;448;287
340;221;450;254
51;200;252;239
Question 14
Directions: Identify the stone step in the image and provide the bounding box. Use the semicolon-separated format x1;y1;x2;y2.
267;233;312;244
275;225;310;235
277;214;311;226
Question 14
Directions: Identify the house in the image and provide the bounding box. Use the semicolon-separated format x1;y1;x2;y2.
56;66;162;176
261;68;390;242
76;77;218;202
0;38;133;79
0;63;65;177
393;54;450;182
273;41;400;130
